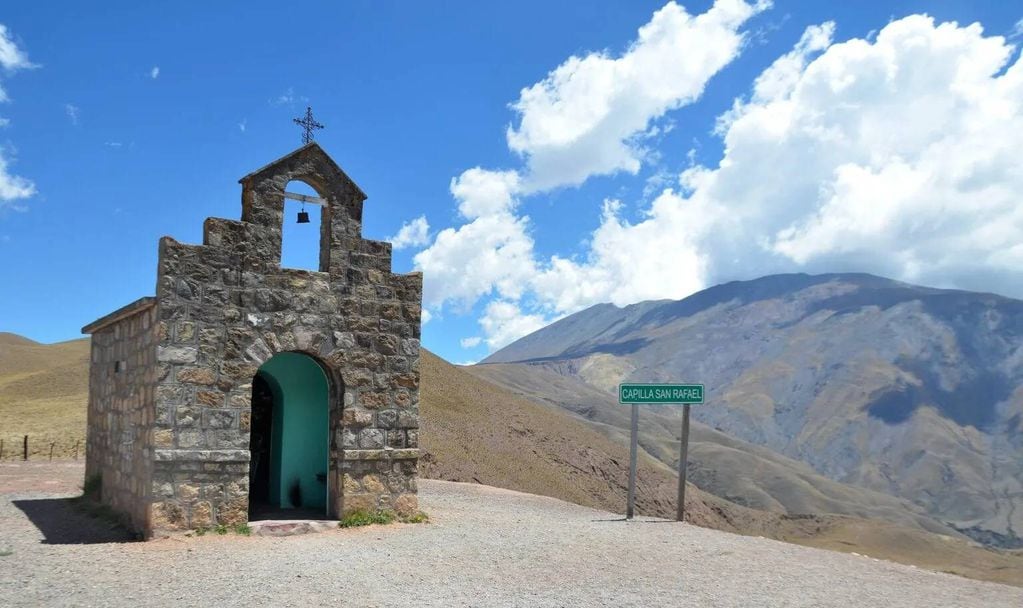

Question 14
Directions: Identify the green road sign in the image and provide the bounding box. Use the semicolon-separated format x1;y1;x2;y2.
618;383;704;404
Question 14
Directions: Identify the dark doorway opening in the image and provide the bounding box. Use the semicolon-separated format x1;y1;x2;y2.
247;353;331;521
248;373;274;513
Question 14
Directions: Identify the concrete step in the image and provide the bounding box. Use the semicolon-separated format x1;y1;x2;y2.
248;519;338;537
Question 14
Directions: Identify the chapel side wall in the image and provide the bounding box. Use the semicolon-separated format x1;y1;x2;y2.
84;305;157;536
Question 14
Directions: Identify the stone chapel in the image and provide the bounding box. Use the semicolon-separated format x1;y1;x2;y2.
81;143;423;537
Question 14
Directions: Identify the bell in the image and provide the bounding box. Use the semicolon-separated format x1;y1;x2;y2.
297;210;310;224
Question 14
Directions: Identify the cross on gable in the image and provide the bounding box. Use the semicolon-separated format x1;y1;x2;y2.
293;106;325;144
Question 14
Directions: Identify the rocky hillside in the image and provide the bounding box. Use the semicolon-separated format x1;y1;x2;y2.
482;273;1023;547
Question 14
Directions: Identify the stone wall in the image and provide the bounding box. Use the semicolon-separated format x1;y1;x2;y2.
145;143;422;534
84;300;158;535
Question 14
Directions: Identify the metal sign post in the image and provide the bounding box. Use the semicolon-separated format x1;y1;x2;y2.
677;404;691;522
626;403;639;519
619;383;704;521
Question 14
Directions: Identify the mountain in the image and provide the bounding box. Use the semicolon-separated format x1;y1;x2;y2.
467;361;955;535
482;273;1023;548
420;350;1023;585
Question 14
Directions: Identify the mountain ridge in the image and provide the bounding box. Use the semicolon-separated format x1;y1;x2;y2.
482;272;1023;547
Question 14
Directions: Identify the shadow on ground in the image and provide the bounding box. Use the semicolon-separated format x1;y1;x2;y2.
12;497;138;545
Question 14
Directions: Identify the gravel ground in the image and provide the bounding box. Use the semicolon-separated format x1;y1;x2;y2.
1;462;1021;607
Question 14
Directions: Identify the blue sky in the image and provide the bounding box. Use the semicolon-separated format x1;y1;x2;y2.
1;1;1021;364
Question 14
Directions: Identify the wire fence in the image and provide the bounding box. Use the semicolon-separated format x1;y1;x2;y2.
0;434;87;461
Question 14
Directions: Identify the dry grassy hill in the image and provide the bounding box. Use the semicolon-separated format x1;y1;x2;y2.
420;351;1023;586
0;333;89;458
1;333;1022;585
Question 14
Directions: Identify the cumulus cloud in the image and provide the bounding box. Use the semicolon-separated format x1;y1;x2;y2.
414;210;535;308
683;15;1023;293
0;24;35;208
459;336;482;349
414;1;765;345
418;9;1023;353
479;301;551;350
389;215;431;249
531;194;713;312
507;0;769;191
450;168;521;219
150;66;160;79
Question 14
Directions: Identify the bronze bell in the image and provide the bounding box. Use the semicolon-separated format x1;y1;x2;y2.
297;210;310;224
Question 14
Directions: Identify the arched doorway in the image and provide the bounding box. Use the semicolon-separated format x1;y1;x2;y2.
248;352;330;519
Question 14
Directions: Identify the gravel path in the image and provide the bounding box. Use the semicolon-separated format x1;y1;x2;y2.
1;463;1021;607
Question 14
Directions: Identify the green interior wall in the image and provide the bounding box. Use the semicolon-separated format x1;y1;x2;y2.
257;352;329;512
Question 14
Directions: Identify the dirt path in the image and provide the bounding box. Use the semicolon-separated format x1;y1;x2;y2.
1;462;1021;607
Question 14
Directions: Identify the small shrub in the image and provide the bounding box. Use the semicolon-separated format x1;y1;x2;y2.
194;527;208;537
0;548;12;557
213;524;229;535
233;523;252;536
339;509;396;528
399;511;429;524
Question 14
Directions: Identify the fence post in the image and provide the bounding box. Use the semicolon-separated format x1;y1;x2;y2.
49;442;55;461
73;440;80;460
1;438;4;460
23;435;28;460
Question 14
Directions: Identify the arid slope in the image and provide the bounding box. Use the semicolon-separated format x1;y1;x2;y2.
0;333;89;457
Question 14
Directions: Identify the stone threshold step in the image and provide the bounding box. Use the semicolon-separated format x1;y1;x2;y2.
248;519;338;537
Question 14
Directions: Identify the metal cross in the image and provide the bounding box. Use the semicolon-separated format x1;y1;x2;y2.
293;106;324;144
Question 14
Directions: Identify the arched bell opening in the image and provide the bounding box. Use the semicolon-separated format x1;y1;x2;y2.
280;178;330;271
248;351;331;520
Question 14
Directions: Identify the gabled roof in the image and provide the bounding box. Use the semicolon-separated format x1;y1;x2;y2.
82;296;157;334
238;141;367;199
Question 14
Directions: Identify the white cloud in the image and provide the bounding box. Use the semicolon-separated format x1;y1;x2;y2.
421;309;432;324
0;24;34;72
65;103;79;125
270;87;307;107
507;0;769;191
238;119;247;133
1010;18;1023;40
104;141;123;148
0;25;35;208
523;13;1023;315
418;11;1023;353
479;301;551;350
150;66;160;79
414;210;536;309
389;215;431;249
0;149;35;203
531;193;713;312
450;168;521;219
667;15;1023;294
459;336;482;349
413;1;766;348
